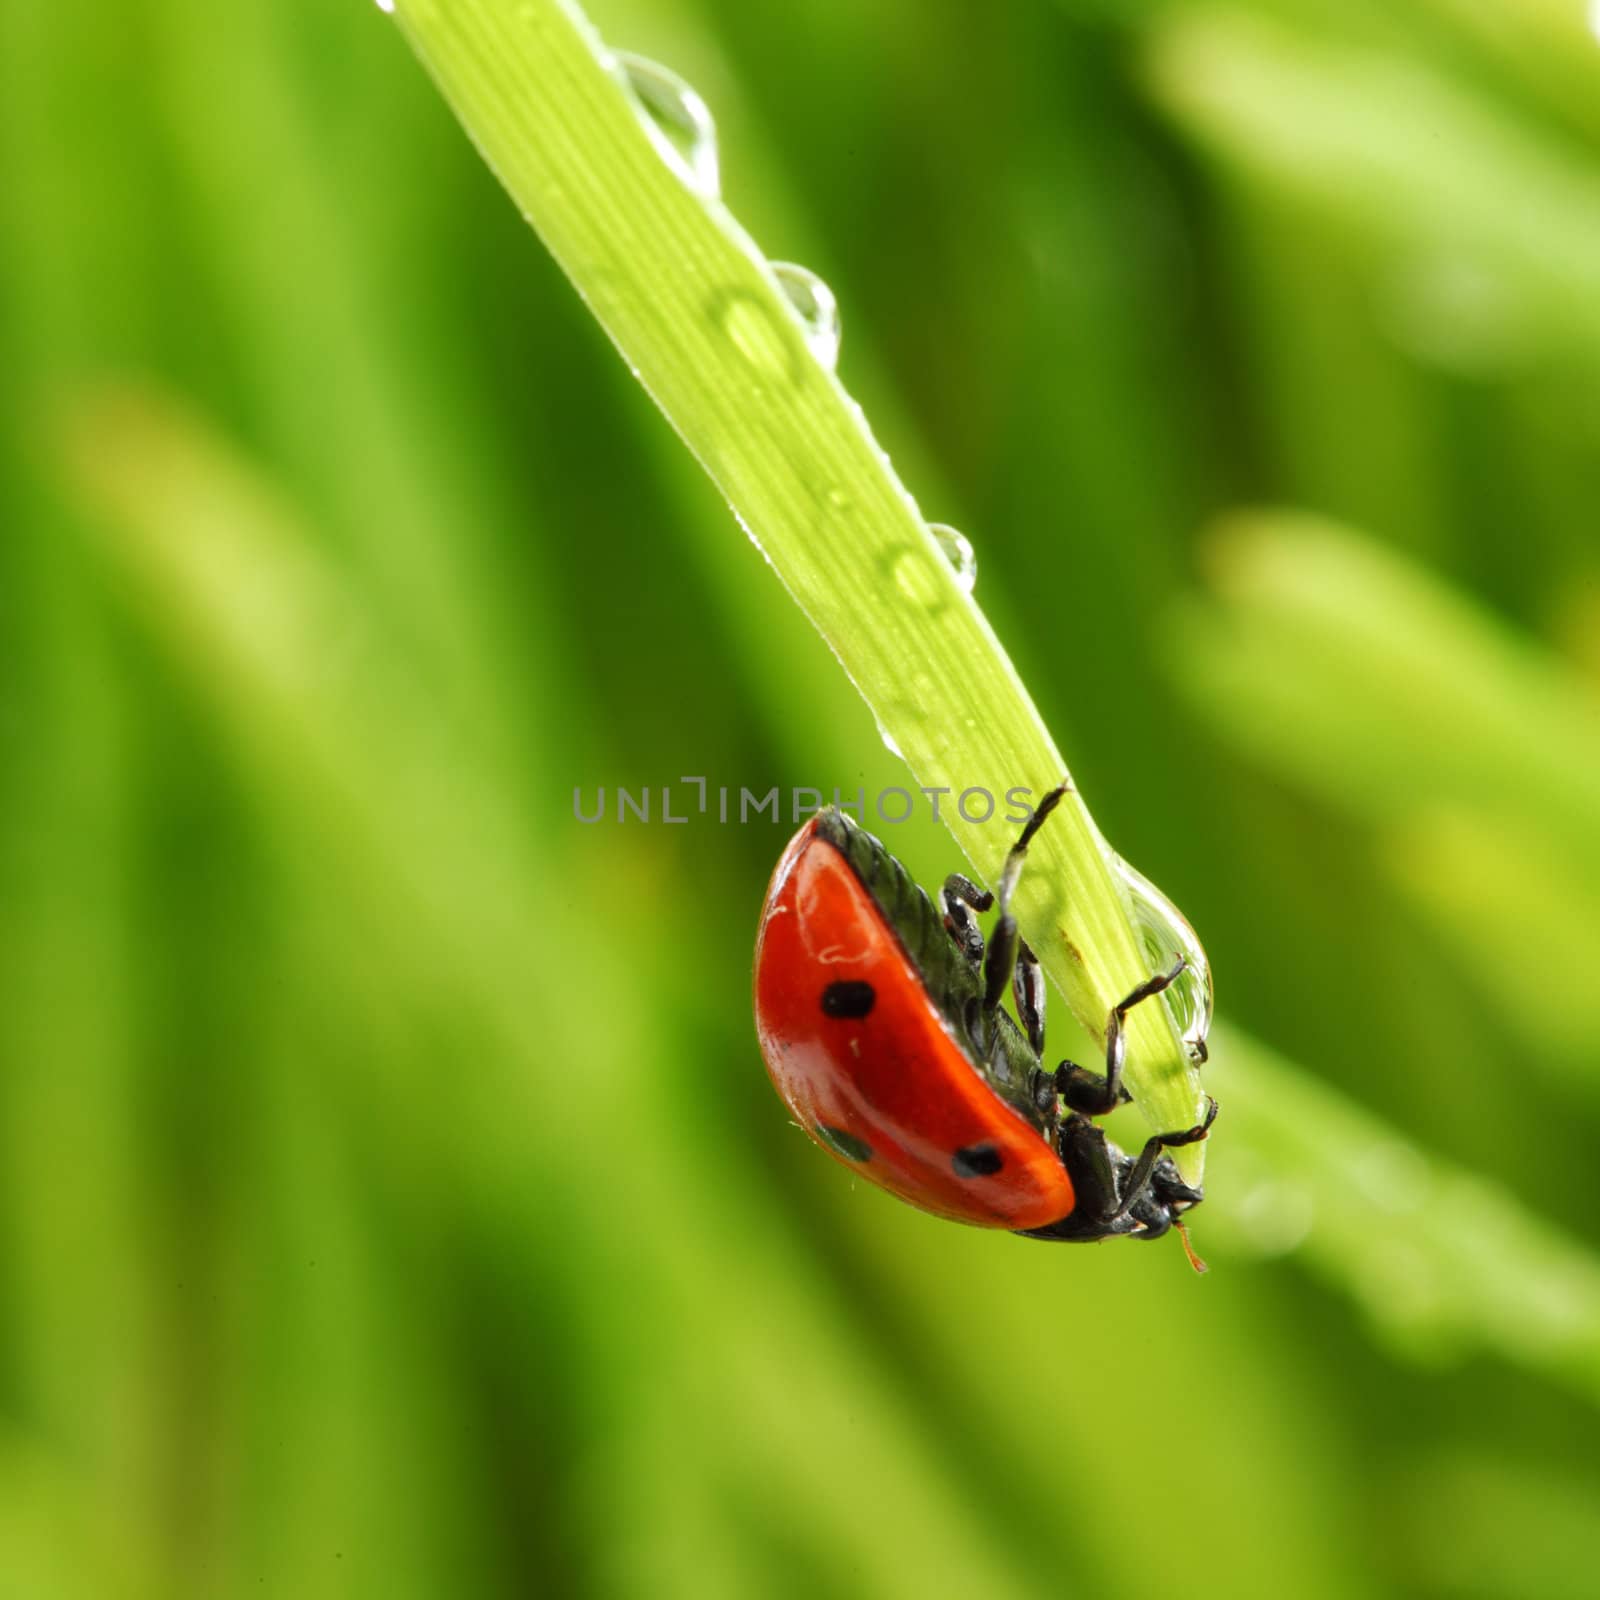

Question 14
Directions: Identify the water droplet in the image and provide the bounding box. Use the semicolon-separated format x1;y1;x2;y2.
1108;854;1213;1061
613;53;720;199
373;0;394;11
875;718;904;759
928;523;977;594
881;545;948;615
713;289;803;383
769;262;840;370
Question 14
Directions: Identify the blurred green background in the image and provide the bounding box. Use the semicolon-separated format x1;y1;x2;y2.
5;0;1600;1594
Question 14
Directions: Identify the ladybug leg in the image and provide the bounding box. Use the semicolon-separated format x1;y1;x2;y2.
983;1025;1020;1090
1109;1098;1219;1226
1013;939;1045;1056
1055;959;1187;1118
1057;1113;1122;1222
940;874;991;965
1010;781;1070;858
981;784;1070;1019
1020;1100;1217;1243
981;910;1020;1015
1053;1059;1129;1117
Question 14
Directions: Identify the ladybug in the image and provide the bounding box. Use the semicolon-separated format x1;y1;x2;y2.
753;785;1217;1259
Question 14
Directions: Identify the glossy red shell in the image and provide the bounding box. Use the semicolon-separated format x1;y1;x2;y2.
753;816;1076;1230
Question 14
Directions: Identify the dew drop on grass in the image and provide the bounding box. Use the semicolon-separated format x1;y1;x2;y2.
613;53;720;199
927;523;977;594
1108;853;1214;1061
373;0;394;11
883;546;947;614
874;718;905;759
716;292;802;383
769;262;841;370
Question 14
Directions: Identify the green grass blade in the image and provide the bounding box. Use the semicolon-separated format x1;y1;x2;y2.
388;0;1207;1152
1210;1027;1600;1406
1144;9;1600;368
1167;511;1600;1079
1169;511;1600;851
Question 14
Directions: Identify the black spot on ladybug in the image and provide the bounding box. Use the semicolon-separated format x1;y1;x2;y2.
952;1143;1003;1178
816;1123;873;1163
821;980;876;1019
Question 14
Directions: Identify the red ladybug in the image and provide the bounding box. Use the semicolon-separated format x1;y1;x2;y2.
753;785;1216;1257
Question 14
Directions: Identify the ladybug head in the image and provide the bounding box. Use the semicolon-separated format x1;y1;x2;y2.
1123;1157;1202;1237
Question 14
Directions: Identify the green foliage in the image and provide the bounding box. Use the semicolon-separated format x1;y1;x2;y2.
393;0;1206;1144
4;0;1600;1595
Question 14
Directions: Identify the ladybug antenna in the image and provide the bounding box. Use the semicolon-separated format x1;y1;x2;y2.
1174;1217;1209;1276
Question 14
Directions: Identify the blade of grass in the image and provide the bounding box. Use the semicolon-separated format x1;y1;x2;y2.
387;0;1207;1156
1143;9;1600;368
1170;512;1600;859
1208;1026;1600;1407
1166;511;1600;1079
